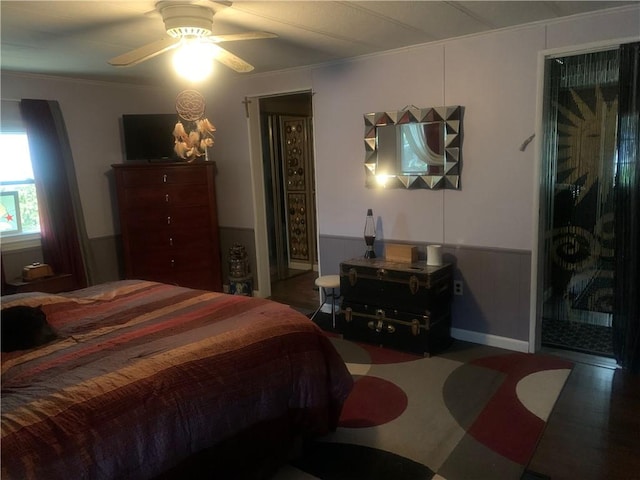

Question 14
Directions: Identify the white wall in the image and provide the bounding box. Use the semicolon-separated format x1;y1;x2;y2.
200;69;314;229
311;45;447;244
443;25;544;250
207;5;639;254
0;74;177;239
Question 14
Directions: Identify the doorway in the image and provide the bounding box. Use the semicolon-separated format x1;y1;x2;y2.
257;92;318;309
539;48;619;358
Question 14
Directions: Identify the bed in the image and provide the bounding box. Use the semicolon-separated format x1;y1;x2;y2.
1;280;353;479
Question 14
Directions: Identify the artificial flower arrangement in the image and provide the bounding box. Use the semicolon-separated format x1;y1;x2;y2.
172;117;216;162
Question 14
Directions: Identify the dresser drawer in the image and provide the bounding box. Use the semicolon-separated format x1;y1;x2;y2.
132;249;214;275
118;166;208;187
340;258;451;289
341;301;452;357
340;259;452;313
125;205;212;230
120;184;210;209
129;269;219;292
172;270;220;291
128;227;214;253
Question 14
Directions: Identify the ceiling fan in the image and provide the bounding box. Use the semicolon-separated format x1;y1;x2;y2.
108;1;276;73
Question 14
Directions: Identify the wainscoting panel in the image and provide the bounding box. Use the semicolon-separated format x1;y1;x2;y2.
2;235;123;288
447;245;531;342
319;235;531;344
1;247;45;282
89;235;123;285
4;230;530;344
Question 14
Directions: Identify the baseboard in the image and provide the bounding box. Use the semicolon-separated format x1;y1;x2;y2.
451;328;529;353
288;261;318;271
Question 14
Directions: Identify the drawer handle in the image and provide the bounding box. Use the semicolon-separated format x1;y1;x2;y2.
170;259;175;268
411;319;420;336
376;268;386;280
367;320;395;334
348;268;357;286
165;194;169;203
163;174;167;183
167;216;171;225
169;237;173;247
409;275;419;294
345;307;352;322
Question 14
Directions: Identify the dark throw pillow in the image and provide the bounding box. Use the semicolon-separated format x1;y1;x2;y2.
1;305;58;352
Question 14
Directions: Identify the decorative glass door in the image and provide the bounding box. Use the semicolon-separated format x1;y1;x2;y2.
261;105;317;282
279;116;317;270
540;48;619;357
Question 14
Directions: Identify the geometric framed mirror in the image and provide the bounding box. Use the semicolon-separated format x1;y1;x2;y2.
364;105;463;189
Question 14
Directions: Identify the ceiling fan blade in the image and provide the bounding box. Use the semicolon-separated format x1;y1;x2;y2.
109;37;180;67
212;45;254;72
209;32;277;43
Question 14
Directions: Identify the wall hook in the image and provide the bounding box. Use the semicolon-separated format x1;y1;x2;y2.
519;133;535;152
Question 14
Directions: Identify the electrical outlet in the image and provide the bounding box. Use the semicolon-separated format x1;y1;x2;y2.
453;280;463;296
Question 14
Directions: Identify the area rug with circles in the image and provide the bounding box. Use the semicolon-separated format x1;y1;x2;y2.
273;326;573;480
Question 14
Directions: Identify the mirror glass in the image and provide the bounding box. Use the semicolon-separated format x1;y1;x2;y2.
364;106;462;189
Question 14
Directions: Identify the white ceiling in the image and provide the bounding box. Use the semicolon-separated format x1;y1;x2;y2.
1;1;636;85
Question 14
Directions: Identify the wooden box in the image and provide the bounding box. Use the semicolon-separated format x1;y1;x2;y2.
385;243;418;263
22;263;54;281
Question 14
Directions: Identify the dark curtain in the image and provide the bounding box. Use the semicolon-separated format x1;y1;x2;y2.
20;99;89;290
613;42;640;374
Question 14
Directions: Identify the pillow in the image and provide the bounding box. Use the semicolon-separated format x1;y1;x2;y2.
1;305;58;352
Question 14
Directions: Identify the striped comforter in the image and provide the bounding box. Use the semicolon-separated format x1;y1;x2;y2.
1;280;353;479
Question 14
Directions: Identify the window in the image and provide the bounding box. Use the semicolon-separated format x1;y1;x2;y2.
0;133;41;247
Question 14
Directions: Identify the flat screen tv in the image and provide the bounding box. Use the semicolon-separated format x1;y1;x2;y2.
122;113;179;162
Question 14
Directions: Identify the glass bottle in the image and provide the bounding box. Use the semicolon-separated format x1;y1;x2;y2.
364;208;376;259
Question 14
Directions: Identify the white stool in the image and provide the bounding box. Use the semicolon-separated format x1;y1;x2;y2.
310;274;340;328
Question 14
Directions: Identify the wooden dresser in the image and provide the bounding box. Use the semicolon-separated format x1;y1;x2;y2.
339;257;453;356
112;162;222;291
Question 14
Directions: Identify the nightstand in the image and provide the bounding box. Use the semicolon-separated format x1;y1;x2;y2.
5;274;74;294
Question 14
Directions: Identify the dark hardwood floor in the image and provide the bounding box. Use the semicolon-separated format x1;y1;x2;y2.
267;273;640;479
268;269;319;312
527;351;640;480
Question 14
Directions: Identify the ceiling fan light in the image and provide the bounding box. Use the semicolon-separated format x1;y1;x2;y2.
167;26;211;38
172;42;213;82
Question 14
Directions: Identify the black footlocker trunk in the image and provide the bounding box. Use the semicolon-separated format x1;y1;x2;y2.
339;258;453;356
